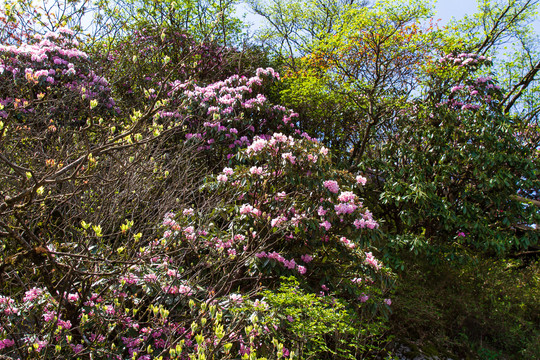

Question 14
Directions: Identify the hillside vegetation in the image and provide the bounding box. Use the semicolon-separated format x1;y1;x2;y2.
0;0;539;359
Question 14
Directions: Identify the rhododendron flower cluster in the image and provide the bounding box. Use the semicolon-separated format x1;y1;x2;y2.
256;251;306;274
365;251;382;270
323;180;340;193
434;52;502;112
0;29;117;124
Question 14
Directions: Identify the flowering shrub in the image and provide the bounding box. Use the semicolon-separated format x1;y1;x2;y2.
0;27;393;359
0;28;117;126
103;25;270;116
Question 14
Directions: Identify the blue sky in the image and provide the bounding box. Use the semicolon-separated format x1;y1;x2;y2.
435;0;478;24
237;0;539;33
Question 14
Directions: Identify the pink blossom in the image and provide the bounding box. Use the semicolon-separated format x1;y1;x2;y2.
229;293;243;304
338;191;356;203
250;166;263;175
281;152;296;164
275;191;286;200
365;219;379;229
364;252;381;270
0;339;15;350
223;167;234;175
167;269;179;277
43;311;55;322
178;285;193;295
144;273;158;283
297;265;307;274
359;294;369;303
271;216;287;227
58;27;75;35
67;293;79;302
23;287;43;302
71;344;84;353
323;180;339;193
319;220;331;231
356;175;367;185
335;203;357;215
217;174;228;182
307;154;318;163
240;203;255;215
384;298;392;306
33;340;48;352
246;138;267;154
182;208;194;216
282;259;296;269
301;254;313;263
207;106;220;114
58;319;72;329
339;236;355;249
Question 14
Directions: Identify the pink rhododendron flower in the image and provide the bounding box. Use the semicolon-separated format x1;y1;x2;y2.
384;298;392;306
217;174;228;182
366;218;379;229
229;293;243;304
323;180;339;193
356;175;367;185
334;203;357;215
178;285;193;295
271;216;287;227
43;311;55;322
182;208;194;216
250;166;263;175
0;339;15;350
246;138;267;154
58;319;72;329
364;252;381;270
71;344;84;354
23;287;43;302
281;152;296;164
307;154;318;163
337;191;356;203
339;236;355;249
275;191;286;200
144;273;158;283
319;220;331;231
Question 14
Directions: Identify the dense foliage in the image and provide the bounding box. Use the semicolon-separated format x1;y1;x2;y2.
0;0;539;359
